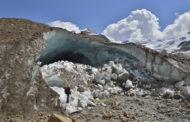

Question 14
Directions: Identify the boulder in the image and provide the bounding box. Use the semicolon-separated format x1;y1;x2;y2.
103;73;111;83
78;85;85;93
101;66;112;84
112;63;125;75
97;79;106;86
93;89;102;98
180;86;190;97
102;90;110;98
118;71;131;83
136;89;145;97
111;73;118;81
175;81;185;89
87;67;98;75
159;88;174;98
107;86;122;95
94;72;105;85
48;114;72;122
122;80;133;89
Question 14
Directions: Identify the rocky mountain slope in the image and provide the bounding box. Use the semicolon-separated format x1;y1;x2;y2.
0;18;190;121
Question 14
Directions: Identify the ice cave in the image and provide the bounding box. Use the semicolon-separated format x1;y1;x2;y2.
37;30;139;67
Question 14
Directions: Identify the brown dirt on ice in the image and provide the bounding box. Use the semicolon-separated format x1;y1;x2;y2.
0;18;55;44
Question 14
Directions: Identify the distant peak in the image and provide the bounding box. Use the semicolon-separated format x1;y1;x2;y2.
81;28;97;35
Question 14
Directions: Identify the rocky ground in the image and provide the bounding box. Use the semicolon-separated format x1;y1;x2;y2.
74;95;190;122
1;94;190;122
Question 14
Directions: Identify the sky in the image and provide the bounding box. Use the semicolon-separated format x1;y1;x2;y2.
1;0;190;34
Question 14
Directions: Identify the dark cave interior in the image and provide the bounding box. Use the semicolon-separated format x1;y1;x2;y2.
39;51;93;66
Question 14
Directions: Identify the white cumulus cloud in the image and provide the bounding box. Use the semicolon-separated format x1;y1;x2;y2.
103;9;163;43
163;11;190;39
103;9;190;44
49;20;81;33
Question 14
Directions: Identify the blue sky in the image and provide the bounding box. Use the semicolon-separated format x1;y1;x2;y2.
1;0;190;33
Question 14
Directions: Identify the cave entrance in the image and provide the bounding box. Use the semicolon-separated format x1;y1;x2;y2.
39;51;93;66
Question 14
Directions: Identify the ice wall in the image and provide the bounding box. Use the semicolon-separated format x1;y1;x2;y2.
38;30;190;85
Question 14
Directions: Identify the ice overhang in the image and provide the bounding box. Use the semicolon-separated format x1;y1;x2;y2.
37;29;190;85
37;30;139;67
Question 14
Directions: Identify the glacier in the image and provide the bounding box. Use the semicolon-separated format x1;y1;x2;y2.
37;29;190;85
